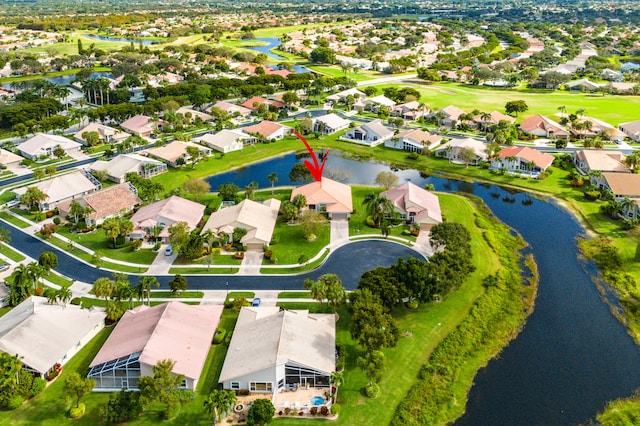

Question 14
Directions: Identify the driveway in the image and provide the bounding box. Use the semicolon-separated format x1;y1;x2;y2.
330;219;349;249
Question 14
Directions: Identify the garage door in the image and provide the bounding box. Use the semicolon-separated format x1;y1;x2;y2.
331;213;348;221
246;243;264;251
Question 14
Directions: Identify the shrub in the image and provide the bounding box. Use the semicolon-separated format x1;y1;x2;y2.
70;297;82;306
34;286;44;296
130;239;143;251
406;299;419;309
16;369;34;397
45;210;54;218
7;395;24;410
298;411;304;416
264;250;273;258
101;390;143;424
153;242;162;251
584;191;601;201
31;378;46;397
69;403;86;418
40;223;58;239
310;406;318;415
53;217;61;225
213;328;226;344
365;215;376;228
234;252;245;260
320;405;330;416
284;407;291;415
330;403;341;415
365;383;380;398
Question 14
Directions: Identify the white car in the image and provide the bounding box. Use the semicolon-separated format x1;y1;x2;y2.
164;245;173;256
0;263;10;273
5;199;19;208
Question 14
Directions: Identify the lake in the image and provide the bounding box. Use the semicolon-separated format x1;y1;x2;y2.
84;34;160;45
206;151;640;425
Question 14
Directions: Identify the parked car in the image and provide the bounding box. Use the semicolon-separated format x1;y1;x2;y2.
252;298;261;307
0;263;10;272
164;245;173;256
5;199;19;208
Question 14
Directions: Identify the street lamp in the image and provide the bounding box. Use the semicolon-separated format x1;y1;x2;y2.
226;281;229;298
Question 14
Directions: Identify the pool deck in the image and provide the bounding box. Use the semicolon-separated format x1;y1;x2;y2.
273;386;329;410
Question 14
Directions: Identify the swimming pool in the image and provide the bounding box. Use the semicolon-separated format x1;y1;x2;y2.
310;396;325;406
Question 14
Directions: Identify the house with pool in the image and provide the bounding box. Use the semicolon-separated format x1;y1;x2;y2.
219;307;336;411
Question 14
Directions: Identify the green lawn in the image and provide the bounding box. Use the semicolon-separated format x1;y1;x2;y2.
307;65;374;82
0;212;31;229
266;218;330;265
56;228;157;265
227;291;255;299
148;291;204;299
278;291;311;299
373;81;640;125
0;243;26;262
43;272;73;288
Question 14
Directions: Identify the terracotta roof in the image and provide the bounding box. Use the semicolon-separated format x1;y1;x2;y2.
241;96;285;110
201;198;281;245
397;129;442;145
381;182;442;223
601;172;640;197
74;122;129;143
58;183;141;221
208;101;252;116
290;177;353;213
0;148;23;165
574;150;628;173
498;146;554;169
131;195;205;232
519;114;569;136
90;302;222;380
242;120;286;139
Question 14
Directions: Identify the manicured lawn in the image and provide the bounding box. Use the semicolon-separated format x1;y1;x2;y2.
278;291;311;299
168;267;238;275
148;291;204;299
0;306;11;318
260;248;330;274
266;219;330;265
0;211;31;229
373;81;640;125
306;65;374;81
43;271;73;288
0;243;26;262
227;291;255;299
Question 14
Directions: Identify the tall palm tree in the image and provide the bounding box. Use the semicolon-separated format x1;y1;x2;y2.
92;277;115;311
267;172;278;196
56;286;72;306
136;276;159;306
362;192;394;227
204;390;237;424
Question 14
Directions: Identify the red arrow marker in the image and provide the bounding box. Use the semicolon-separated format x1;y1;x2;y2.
293;130;330;182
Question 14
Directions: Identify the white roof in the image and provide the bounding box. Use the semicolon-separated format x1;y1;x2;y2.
202;198;281;245
434;137;488;160
195;129;247;150
74;122;129;142
131;195;205;232
14;170;99;205
18;133;81;157
315;113;350;129
219;307;336;382
0;296;105;374
0;148;23;165
326;88;365;102
367;95;397;107
91;154;163;180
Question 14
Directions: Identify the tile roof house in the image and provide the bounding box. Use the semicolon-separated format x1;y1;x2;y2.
361;95;396;112
433;137;488;165
381;182;442;230
391;101;428;121
490;146;555;177
242;120;290;141
90;153;167;183
14;170;101;211
313;113;351;134
120;115;161;137
341;119;394;147
74;122;130;145
207;101;252;118
130;195;205;242
146;141;211;167
201;198;281;251
473;111;515;128
325;88;366;104
89;302;222;391
518;114;570;139
0;296;105;378
593;173;640;198
620;119;640;142
571;117;626;141
0;148;23;166
567;78;602;91
195;129;247;153
434;105;466;127
290;177;353;220
219;307;335;394
57;183;141;226
573;150;629;175
17;133;82;160
175;106;214;123
241;96;286;111
385;129;442;154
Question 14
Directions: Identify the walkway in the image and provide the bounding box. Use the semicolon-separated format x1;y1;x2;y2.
238;251;264;275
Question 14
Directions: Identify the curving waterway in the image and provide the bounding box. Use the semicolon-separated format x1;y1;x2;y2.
207;151;640;425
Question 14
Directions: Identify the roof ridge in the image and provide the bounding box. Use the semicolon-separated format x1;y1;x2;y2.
140;302;172;357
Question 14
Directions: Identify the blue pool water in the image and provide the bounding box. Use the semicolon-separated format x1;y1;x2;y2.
310;396;324;406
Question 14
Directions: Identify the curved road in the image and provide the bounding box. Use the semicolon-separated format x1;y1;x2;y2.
3;221;422;291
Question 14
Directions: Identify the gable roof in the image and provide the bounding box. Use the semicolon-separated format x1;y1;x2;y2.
381;182;442;223
18;133;81;157
434;137;488;160
58;183;141;221
195;129;247;150
120;115;155;134
74;122;129;143
396;128;442;145
201;198;281;244
574;150;628;173
91;153;164;180
242;120;287;139
601;172;640;197
0;148;23;165
176;107;214;122
14;170;99;204
519;114;569;136
620;119;640;138
208;101;252;116
219;307;335;382
315;113;350;130
131;195;205;231
241;96;285;110
0;296;105;374
367;94;396;107
498;146;555;169
146;141;208;164
439;105;465;121
90;302;222;380
325;88;365;102
349;119;393;140
291;177;353;213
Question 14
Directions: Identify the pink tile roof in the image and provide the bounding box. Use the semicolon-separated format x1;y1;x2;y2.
381;182;442;223
519;114;569;136
131;195;205;231
241;96;285;110
290;177;353;213
498;146;555;169
90;302;223;380
242;120;286;139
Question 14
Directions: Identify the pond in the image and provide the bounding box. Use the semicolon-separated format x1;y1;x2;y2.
1;71;112;89
206;151;640;425
84;34;160;45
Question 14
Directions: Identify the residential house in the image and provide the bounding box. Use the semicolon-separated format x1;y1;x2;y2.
0;148;23;167
593;172;640;219
0;296;105;379
602;68;624;82
490;146;555;177
219;307;335;396
473;111;515;129
391;101;427;121
90;153;167;183
361;95;396;112
608;82;637;94
195;129;247;153
129;195;205;242
385;129;442;153
146;141;211;167
313;113;350;135
241;96;286;111
380;182;442;230
201;198;281;251
175;106;214;123
290;177;353;220
619;119;640;142
573;150;629;175
325;88;365;104
57;183;141;226
207;101;252;118
14;170;101;211
242;121;290;141
567;78;602;91
120;115;161;138
17;133;82;160
89;302;222;391
433;138;488;165
74;122;130;146
571;117;626;141
341;119;394;147
518;114;570;139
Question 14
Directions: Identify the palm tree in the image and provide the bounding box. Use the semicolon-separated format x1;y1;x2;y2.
204;390;238;424
362;192;394;227
480;112;492;132
319;273;345;313
622;197;636;217
27;262;45;292
304;278;327;307
93;277;115;311
267;172;278;197
557;105;567;116
292;194;307;213
136;276;159;306
56;286;72;306
244;181;258;200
